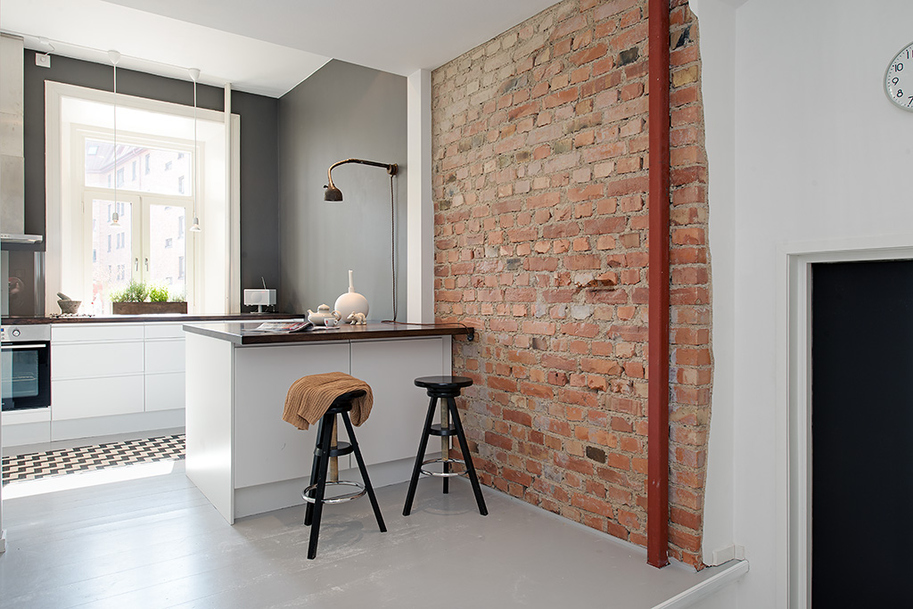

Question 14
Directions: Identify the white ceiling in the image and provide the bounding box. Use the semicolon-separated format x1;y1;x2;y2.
1;0;560;97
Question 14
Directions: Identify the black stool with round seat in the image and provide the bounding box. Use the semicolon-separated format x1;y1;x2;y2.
303;389;386;559
403;375;488;516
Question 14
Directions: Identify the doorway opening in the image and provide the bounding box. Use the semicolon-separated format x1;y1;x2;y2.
785;239;913;608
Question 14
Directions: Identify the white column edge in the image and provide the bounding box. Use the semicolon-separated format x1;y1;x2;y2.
406;69;433;323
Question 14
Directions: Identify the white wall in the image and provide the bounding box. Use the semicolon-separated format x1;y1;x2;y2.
697;0;913;607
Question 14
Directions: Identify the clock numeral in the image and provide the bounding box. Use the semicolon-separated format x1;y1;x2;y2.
893;77;900;85
897;89;904;98
907;96;913;106
896;62;905;72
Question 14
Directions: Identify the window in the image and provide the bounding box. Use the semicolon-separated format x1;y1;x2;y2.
48;82;237;317
131;160;137;181
178;176;184;194
165;238;172;249
107;234;111;252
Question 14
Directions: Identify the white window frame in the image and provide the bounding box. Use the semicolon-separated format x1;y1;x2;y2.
81;190;195;301
77;123;196;306
45;81;241;315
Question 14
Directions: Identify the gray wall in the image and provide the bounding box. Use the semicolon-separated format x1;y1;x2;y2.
22;51;281;304
278;60;407;320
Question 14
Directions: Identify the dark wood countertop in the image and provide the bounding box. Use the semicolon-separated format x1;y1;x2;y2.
2;313;300;325
183;321;472;345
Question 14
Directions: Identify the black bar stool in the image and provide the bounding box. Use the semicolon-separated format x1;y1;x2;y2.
303;389;386;559
403;376;488;516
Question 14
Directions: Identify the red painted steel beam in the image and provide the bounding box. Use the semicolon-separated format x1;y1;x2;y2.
647;0;671;569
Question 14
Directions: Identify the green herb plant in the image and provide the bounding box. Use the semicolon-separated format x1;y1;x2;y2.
148;285;170;302
110;280;149;303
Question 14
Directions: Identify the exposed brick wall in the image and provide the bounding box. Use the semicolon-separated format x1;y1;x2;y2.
431;0;710;568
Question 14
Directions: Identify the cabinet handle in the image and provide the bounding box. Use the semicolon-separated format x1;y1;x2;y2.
1;344;48;350
135;257;139;272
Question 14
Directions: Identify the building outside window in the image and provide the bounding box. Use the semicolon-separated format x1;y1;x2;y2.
82;136;194;308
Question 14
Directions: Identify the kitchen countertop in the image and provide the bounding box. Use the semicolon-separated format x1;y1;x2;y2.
183;320;472;345
1;313;300;325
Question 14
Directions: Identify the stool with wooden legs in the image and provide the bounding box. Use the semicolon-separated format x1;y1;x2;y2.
403;376;488;516
302;389;386;559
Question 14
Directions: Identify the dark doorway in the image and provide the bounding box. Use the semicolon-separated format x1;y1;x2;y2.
812;259;913;606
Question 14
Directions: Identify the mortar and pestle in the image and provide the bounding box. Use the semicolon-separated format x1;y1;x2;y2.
57;292;82;315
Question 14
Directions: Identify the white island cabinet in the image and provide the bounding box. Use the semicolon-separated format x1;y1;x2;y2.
183;322;468;524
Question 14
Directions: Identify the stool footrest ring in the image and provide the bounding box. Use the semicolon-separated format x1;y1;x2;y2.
302;480;366;504
420;457;468;478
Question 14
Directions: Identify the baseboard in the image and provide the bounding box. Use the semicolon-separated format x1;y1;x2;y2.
709;544;746;565
1;421;51;447
651;559;749;609
233;454;427;520
50;410;185;443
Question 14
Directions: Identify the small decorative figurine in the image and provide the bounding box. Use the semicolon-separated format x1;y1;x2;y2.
347;312;367;325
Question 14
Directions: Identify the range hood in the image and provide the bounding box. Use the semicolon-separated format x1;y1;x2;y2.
1;34;42;248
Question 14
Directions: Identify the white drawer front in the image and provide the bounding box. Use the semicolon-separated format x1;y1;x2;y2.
52;376;145;420
145;372;185;412
145;340;185;374
52;323;144;343
144;323;186;340
52;341;144;379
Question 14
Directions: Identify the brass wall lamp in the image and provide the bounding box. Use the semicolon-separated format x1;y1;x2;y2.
322;158;400;321
324;158;398;201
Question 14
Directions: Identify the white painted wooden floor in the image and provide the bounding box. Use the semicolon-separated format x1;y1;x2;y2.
0;454;738;608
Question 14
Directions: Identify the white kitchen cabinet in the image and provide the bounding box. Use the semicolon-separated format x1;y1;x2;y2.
144;324;186;412
145;372;185;412
49;321;186;429
52;376;145;420
51;324;145;421
52;341;145;379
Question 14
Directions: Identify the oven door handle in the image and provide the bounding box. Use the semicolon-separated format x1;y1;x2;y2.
1;344;48;350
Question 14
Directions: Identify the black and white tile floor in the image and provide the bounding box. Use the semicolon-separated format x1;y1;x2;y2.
1;434;185;485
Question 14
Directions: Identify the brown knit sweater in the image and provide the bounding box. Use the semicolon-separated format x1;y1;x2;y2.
282;372;373;430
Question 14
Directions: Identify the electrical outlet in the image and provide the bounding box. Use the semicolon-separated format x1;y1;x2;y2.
36;54;51;68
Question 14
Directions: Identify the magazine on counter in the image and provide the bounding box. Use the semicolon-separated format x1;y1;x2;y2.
248;321;314;333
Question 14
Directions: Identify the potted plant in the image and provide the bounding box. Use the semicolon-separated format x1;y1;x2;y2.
111;280;188;315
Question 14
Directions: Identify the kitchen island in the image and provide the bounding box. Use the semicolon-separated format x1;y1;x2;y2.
183;321;470;523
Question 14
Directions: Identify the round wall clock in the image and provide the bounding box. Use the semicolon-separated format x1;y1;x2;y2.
885;41;913;111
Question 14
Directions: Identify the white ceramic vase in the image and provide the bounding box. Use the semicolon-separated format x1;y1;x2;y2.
334;270;369;323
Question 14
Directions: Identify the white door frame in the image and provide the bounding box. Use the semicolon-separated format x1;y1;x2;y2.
780;235;913;609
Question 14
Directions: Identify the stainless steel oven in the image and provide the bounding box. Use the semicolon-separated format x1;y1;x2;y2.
1;324;51;411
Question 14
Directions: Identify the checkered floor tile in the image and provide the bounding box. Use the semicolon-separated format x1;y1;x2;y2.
1;434;185;485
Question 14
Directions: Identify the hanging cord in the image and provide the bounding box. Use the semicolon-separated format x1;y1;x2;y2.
390;173;397;322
